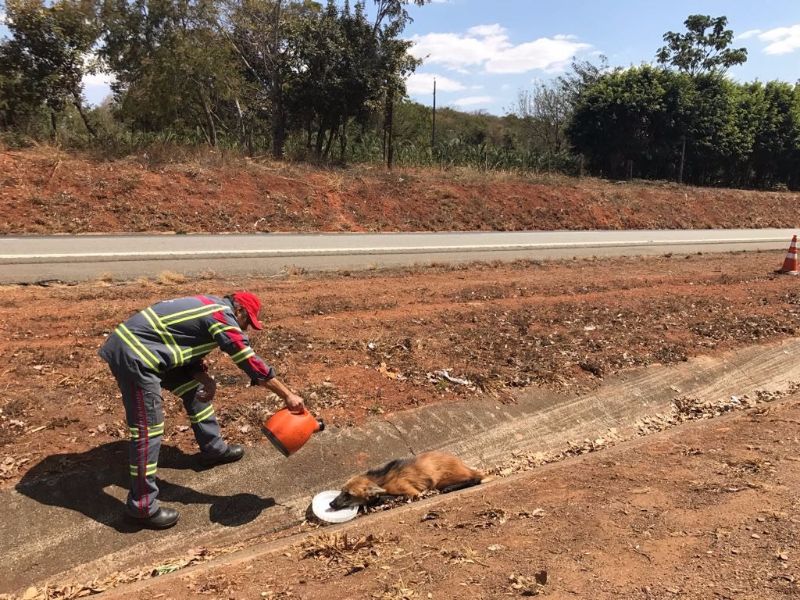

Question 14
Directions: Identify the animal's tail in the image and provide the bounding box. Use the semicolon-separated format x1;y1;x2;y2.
440;472;485;494
440;479;481;493
471;468;498;484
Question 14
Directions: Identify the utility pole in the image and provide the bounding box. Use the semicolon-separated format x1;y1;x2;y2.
385;89;395;170
678;134;686;184
431;78;437;149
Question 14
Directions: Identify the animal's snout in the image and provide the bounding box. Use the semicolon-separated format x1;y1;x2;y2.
329;492;354;510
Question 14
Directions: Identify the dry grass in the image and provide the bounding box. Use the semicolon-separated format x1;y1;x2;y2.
156;271;188;285
300;532;390;561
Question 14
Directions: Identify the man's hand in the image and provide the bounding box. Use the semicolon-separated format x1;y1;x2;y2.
284;392;305;414
261;377;306;414
193;372;217;403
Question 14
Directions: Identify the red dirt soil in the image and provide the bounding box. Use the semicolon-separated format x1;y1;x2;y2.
109;395;800;600
2;147;799;234
2;251;800;493
5;147;800;599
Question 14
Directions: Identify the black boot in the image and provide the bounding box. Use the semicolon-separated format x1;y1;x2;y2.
126;507;179;529
199;444;245;467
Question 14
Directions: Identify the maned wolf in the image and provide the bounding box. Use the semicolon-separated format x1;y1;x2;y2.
329;451;484;510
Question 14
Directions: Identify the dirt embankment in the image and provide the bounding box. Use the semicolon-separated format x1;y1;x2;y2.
1;147;799;234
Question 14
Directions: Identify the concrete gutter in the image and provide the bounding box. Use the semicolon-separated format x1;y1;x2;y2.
3;338;800;594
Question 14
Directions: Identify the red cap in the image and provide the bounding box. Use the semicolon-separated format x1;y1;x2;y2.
232;291;263;330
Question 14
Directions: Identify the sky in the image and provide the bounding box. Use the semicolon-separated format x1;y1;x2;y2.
401;0;800;114
2;0;800;114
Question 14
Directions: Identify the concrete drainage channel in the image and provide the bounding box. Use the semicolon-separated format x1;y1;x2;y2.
5;338;800;598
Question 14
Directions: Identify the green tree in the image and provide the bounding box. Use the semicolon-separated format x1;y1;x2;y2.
681;74;742;185
656;15;747;75
751;81;800;189
725;82;765;187
0;0;99;136
556;55;610;109
334;1;387;159
100;0;243;145
230;0;423;161
510;56;609;164
283;0;353;159
512;82;571;153
370;0;426;167
226;0;327;156
568;66;688;179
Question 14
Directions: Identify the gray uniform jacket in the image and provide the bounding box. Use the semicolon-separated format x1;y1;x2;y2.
99;294;275;382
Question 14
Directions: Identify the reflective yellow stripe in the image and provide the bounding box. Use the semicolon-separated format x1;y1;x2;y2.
128;423;164;440
160;304;225;324
194;342;218;353
143;308;183;367
118;324;160;366
209;323;240;336
173;380;201;397
129;463;158;476
128;423;164;432
182;342;217;361
231;347;255;364
115;324;160;371
161;304;226;326
189;405;215;423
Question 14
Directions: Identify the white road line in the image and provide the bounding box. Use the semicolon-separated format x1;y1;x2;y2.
0;237;788;263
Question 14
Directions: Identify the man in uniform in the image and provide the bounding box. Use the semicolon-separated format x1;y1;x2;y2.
99;291;304;529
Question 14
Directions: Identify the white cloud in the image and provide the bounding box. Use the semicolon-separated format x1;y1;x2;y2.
406;72;465;95
452;95;494;107
410;31;506;72
758;24;800;55
740;24;800;54
409;24;590;75
738;29;762;40
467;24;505;37
486;37;590;74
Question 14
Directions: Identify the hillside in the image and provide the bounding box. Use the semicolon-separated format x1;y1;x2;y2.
2;147;799;235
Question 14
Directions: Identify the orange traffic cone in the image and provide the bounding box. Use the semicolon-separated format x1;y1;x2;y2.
777;235;800;275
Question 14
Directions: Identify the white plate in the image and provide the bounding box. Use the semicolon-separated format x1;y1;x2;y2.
312;490;359;523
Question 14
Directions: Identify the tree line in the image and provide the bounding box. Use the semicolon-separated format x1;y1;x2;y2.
0;0;425;161
567;15;800;190
569;67;800;189
1;7;799;190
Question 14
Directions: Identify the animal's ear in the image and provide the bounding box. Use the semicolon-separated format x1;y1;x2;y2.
365;484;386;497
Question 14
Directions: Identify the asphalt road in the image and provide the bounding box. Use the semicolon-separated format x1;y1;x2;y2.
0;229;796;283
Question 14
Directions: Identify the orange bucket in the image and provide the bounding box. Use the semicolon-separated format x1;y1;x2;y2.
263;408;325;456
